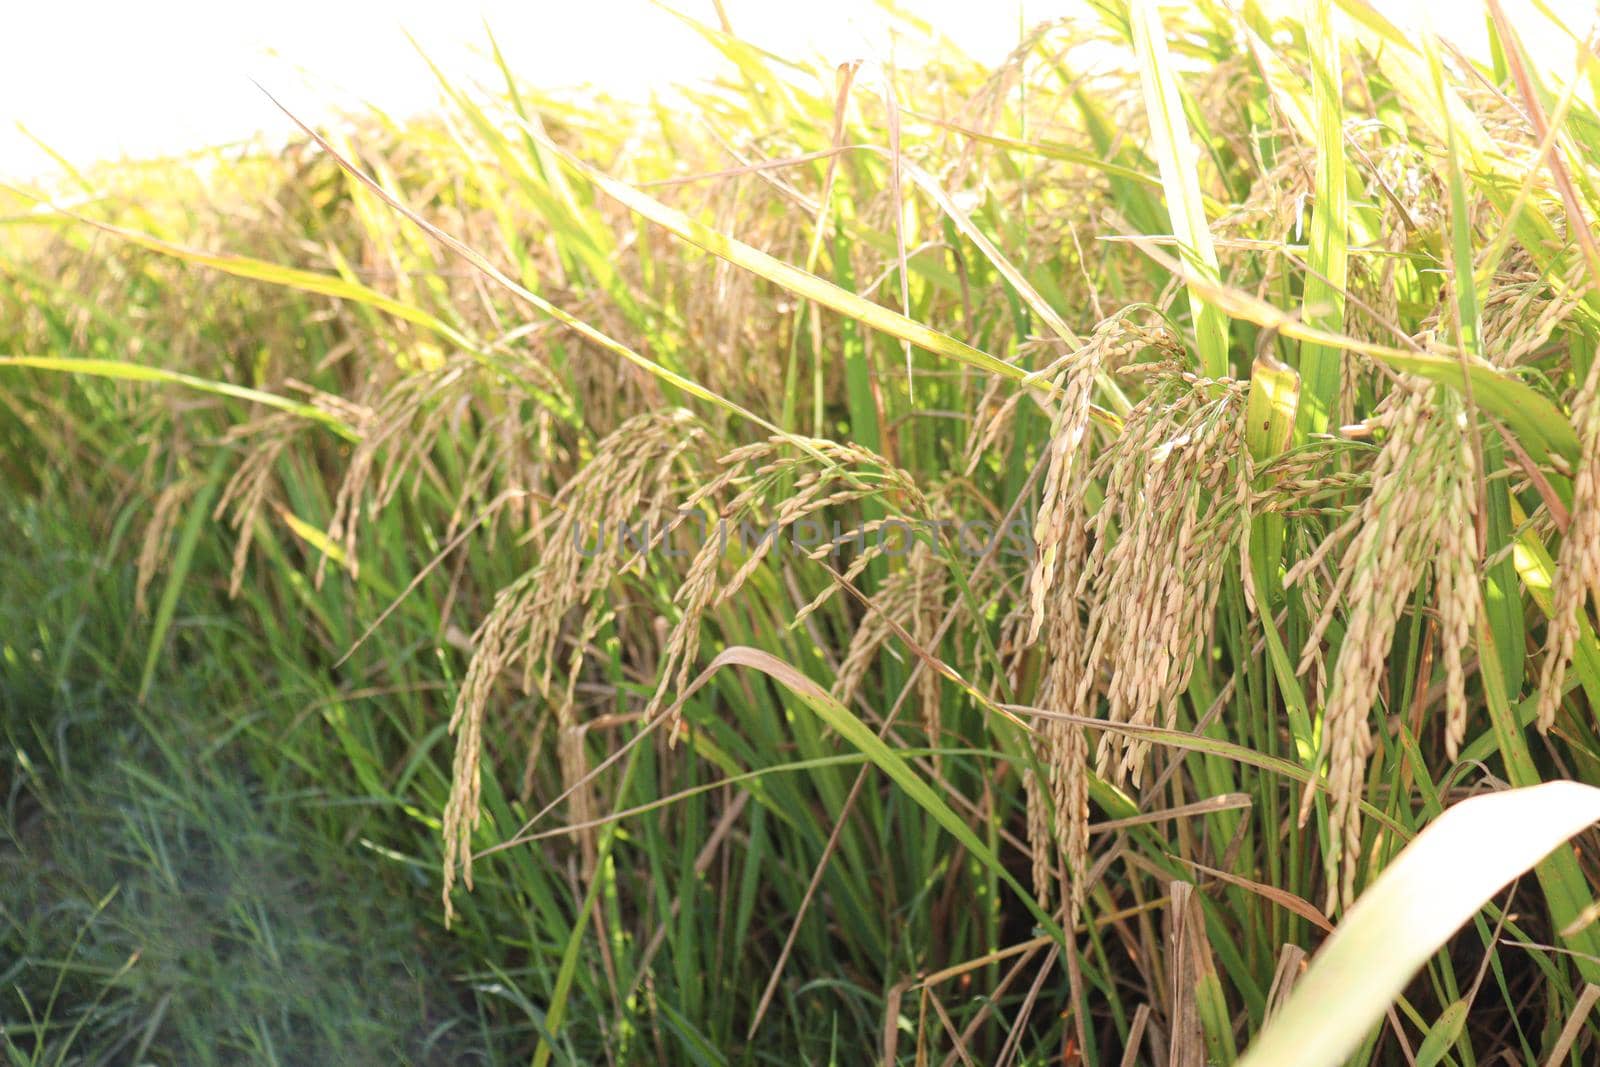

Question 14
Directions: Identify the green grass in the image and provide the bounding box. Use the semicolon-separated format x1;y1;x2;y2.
3;1;1600;1062
0;497;502;1064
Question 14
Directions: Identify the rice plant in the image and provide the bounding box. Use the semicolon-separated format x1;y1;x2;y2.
5;1;1600;1062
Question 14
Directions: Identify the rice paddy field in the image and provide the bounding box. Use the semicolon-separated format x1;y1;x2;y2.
7;0;1600;1062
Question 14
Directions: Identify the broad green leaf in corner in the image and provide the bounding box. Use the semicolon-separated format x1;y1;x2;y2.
1238;782;1600;1067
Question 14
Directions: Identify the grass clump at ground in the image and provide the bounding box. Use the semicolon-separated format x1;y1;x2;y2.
5;0;1600;1062
0;497;504;1064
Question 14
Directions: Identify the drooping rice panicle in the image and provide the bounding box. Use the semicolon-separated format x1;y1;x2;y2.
1536;353;1600;731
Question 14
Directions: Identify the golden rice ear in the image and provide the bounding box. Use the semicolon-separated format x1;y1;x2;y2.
1047;718;1091;914
1021;766;1051;907
136;474;201;616
1536;351;1600;732
443;408;715;920
318;356;570;589
1067;367;1252;790
647;435;926;730
214;417;298;597
1437;405;1482;760
831;537;950;765
1023;313;1178;649
1298;384;1480;910
1017;315;1203;921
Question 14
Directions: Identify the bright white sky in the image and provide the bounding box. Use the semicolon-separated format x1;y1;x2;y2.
0;0;1591;181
